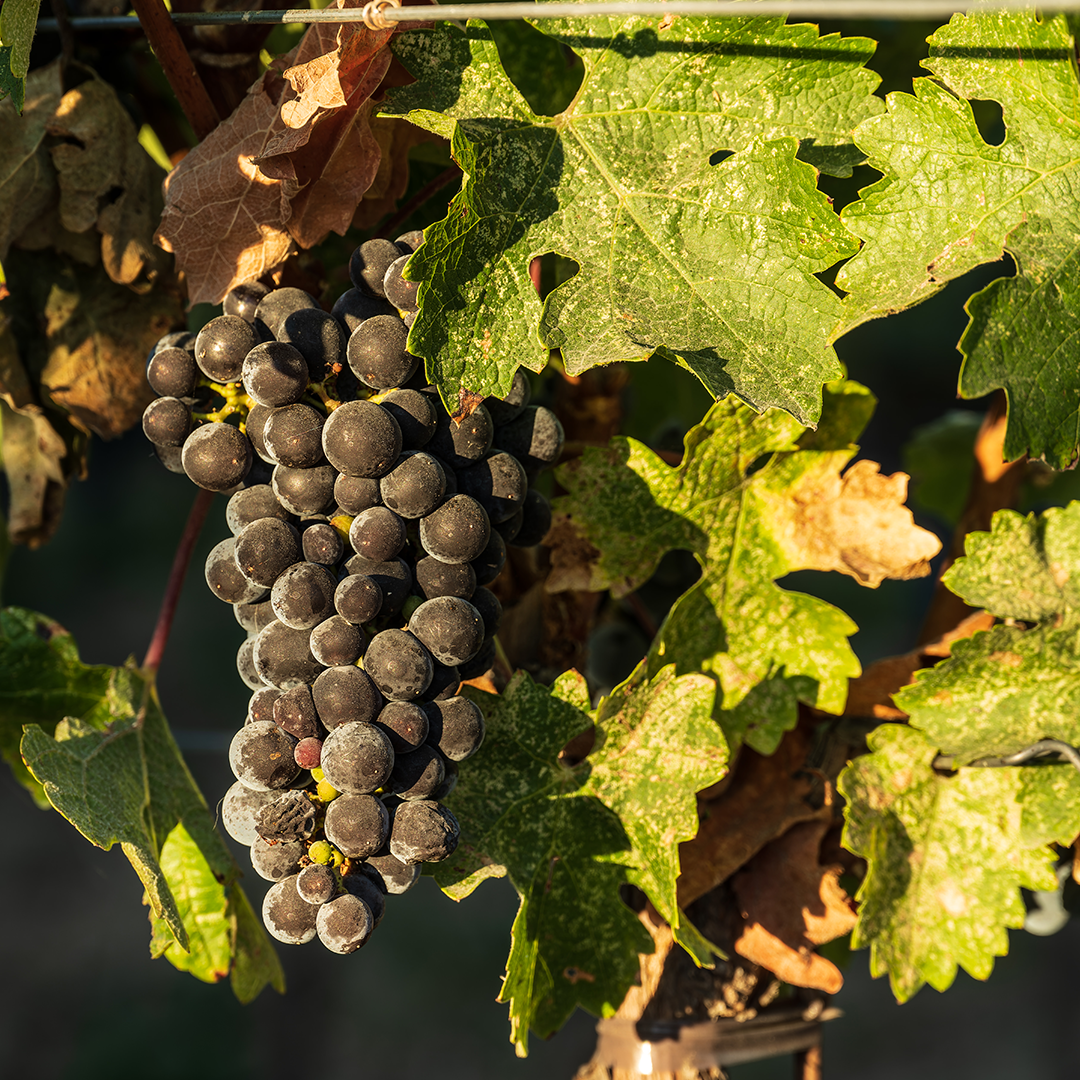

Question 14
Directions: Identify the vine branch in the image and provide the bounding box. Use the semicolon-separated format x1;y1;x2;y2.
143;487;214;673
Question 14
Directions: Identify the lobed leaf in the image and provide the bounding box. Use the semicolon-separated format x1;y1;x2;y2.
549;380;939;752
3;607;284;1001
383;16;883;421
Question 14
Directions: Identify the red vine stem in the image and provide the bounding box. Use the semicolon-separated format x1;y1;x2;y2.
378;165;462;240
143;488;215;673
130;0;221;142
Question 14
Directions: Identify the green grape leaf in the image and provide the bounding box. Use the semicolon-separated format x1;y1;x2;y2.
434;665;724;1055
839;724;1062;1003
549;381;940;753
0;46;23;112
902;411;982;527
383;16;882;422
4;607;284;1002
836;10;1080;467
0;0;40;81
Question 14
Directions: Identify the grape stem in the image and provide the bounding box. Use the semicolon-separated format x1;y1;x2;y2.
143;487;215;672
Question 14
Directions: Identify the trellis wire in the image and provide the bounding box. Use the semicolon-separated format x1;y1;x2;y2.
934;739;1080;775
32;0;1080;32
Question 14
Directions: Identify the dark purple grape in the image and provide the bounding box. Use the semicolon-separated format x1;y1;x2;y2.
471;528;507;586
310;614;365;667
493;405;565;472
389;744;445;800
195;314;258;383
348;315;418;390
242;341;308;407
322;400;402;478
245;403;274;464
255;789;318;842
251;838;305;882
273;684;321;740
389;800;459;865
343;869;385;926
494;505;524;545
247;685;282;724
407;596;484;667
147;347;197;398
316;893;373;954
423;695;485;761
229;721;300;791
254;287;319;339
379;452;446;519
221;781;278;845
312;665;383;729
334;573;383;625
342;556;412;616
278;307;346;383
381;388;436;449
350;239;402;298
334;473;381;516
235;598;277;635
373;700;429;753
419;495;491;564
382;255;419;312
418;661;461;703
252;621;324;689
414;556;476;601
263;874;319;944
142;394;193;447
272;464;337;516
234;517;301;587
456;451;527;523
513;488;552;547
363;849;420;894
331;287;398;334
302;522;344;566
428;404;493;470
226;484;292;535
270;561;337;629
181;423;252;492
205;538;266;604
349;506;406;562
263;404;326;468
394;229;424;253
457;637;496;681
469;586;502;639
237;637;265;690
297;863;337;905
323;793;389;858
223;280;271;323
320;721;394;794
364;629;433;701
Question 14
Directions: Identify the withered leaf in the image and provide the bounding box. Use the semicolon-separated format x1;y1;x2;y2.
156;1;403;305
732;820;857;994
0;397;67;545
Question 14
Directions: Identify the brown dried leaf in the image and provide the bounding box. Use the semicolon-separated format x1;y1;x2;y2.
731;820;856;993
0;398;67;545
0;63;62;263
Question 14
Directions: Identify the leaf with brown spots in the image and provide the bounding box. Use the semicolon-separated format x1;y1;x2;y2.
732;820;856;994
839;724;1069;1003
155;2;403;304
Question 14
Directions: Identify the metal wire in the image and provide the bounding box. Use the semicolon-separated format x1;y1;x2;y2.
934;739;1080;774
31;0;1080;33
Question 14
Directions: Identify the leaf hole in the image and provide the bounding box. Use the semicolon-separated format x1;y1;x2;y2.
970;99;1005;146
709;149;735;166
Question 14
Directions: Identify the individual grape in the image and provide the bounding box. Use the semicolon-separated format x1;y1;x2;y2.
373;700;428;753
226;484;291;535
237;596;278;635
469;586;502;640
348;315;418;390
147;347;198;398
363;849;420;894
331;287;398;334
273;684;321;740
334;473;381;516
418;661;461;704
390;744;445;800
493;405;565;472
494;505;523;545
310;614;365;667
316;893;373;954
234;517;301;587
255;789;318;842
236;638;266;690
389;800;459;865
251;838;305;882
302;522;344;566
247;685;282;724
379;452;446;519
294;736;323;769
322;400;402;478
223;280;271;323
307;839;339;866
349;506;406;562
350;238;402;298
263;874;320;944
181;423;252;492
334;573;383;625
364;629;434;701
263;404;326;468
471;528;507;586
419;495;491;565
431;757;459;801
320;721;394;794
254;287;319;339
205;538;266;604
297;863;337;905
428;404;493;469
272;463;337;516
153;442;186;475
195;314;258;383
382;255;419;312
323;793;389;858
414;556;476;601
229;721;300;790
142;396;193;447
312;665;383;729
381;388;436;449
252;621;324;689
278;308;346;383
221;781;277;845
342;556;412;616
270;561;337;629
456;451;527;523
394;229;424;253
483;367;531;426
343;869;385;926
407;596;484;667
152;330;196;354
423;695;485;762
458;637;496;681
242;341;309;407
513;488;552;547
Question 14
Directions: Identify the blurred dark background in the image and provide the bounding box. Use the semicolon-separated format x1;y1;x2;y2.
5;10;1080;1080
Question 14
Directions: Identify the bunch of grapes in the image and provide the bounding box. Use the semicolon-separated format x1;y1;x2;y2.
141;233;560;954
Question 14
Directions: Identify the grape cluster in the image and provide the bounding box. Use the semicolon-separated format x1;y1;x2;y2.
142;233;561;953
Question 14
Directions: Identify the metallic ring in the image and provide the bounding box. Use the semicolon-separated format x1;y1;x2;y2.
360;0;401;30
